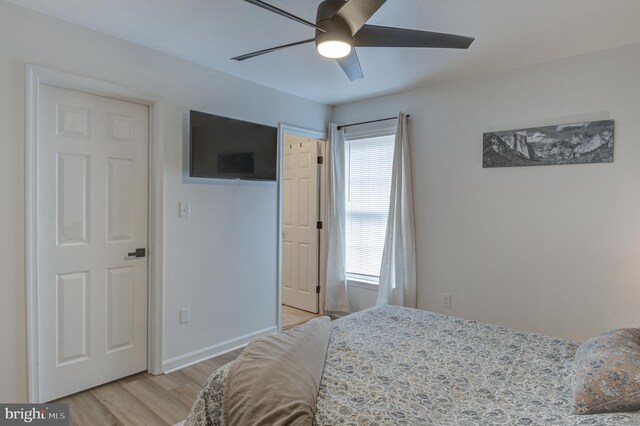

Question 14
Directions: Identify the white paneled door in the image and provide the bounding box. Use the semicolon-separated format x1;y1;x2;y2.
37;85;149;401
282;135;321;313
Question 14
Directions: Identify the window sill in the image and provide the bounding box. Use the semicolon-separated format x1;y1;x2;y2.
346;276;379;292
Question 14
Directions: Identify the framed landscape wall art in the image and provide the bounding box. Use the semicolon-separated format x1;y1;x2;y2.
483;120;614;168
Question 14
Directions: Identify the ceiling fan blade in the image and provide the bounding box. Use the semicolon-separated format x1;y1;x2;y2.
243;0;325;32
231;38;315;61
335;0;387;35
354;25;475;49
336;49;364;81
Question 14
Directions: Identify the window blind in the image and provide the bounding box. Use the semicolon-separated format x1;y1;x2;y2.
345;133;395;279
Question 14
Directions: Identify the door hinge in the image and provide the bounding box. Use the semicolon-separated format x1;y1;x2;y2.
316;285;321;294
317;156;324;165
317;221;323;230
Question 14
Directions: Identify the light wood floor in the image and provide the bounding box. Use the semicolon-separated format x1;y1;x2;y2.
56;307;318;425
282;304;319;329
56;349;242;426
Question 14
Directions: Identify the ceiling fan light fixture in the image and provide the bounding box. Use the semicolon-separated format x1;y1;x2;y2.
316;31;351;59
317;39;352;58
316;29;352;58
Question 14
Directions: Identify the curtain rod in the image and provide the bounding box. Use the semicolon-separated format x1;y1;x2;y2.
337;114;410;131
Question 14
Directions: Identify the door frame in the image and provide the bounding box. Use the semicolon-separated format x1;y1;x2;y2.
25;65;165;402
276;124;327;331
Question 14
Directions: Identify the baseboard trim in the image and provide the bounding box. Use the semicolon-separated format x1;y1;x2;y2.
162;326;277;373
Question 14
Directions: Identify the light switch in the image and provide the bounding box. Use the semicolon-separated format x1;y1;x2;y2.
180;307;191;324
179;202;191;218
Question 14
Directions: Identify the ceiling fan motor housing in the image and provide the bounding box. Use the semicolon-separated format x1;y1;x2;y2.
316;0;347;24
315;0;353;49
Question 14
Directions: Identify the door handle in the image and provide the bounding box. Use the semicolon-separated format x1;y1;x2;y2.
125;248;146;260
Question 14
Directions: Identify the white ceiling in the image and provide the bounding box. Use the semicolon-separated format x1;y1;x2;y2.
7;0;640;105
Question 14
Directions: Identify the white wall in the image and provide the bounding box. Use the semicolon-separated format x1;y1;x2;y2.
333;42;640;342
346;281;378;312
0;1;330;402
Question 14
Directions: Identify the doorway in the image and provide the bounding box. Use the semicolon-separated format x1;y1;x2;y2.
277;126;327;329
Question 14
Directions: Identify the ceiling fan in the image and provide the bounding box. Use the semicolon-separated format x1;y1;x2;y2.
232;0;475;81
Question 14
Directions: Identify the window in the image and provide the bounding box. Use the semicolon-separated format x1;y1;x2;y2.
345;133;395;282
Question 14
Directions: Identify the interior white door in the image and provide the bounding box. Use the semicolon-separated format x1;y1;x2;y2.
282;135;320;313
37;84;149;402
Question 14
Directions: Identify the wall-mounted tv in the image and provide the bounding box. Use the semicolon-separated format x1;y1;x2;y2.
189;110;278;181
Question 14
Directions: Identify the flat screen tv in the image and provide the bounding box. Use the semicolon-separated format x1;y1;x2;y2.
189;110;278;181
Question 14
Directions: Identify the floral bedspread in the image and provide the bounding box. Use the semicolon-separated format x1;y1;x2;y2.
314;306;640;425
186;306;640;425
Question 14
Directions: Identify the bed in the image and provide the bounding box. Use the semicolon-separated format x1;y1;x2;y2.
185;306;640;425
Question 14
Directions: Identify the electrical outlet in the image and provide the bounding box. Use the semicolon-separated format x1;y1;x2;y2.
442;293;452;309
180;307;191;324
179;202;191;218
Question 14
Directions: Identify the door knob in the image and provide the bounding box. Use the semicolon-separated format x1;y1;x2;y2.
125;248;146;260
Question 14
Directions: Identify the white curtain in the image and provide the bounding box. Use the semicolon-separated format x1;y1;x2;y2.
325;124;351;314
376;113;417;307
